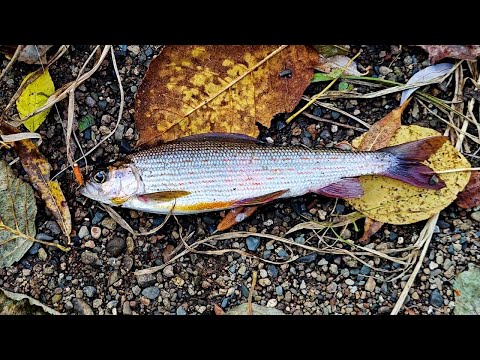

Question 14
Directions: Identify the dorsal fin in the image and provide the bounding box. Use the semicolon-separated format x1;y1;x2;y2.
168;132;264;145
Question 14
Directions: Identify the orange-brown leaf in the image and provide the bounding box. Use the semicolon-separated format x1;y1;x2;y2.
455;171;480;209
135;45;320;147
358;217;384;245
0;122;72;240
357;99;411;151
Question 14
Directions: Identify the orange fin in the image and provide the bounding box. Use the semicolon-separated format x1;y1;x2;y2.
112;196;130;205
216;206;258;232
233;189;289;207
138;190;191;202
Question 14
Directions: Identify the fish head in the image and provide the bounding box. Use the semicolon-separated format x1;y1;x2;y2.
80;160;143;206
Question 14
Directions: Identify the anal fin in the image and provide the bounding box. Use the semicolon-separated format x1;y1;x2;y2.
233;189;289;206
316;178;364;199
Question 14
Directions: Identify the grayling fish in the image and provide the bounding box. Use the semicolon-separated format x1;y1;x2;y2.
80;133;447;214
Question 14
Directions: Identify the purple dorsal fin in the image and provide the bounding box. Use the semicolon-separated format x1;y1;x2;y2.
316;178;364;199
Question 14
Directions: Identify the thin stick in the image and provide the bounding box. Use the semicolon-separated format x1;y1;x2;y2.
247;271;257;315
285;50;363;125
435;167;479;174
302;111;367;132
0;45;24;82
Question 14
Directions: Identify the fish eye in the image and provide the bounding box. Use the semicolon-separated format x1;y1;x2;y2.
93;170;107;184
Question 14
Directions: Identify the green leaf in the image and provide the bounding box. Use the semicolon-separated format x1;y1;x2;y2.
0;160;37;268
453;267;480;315
338;81;349;91
16;70;55;132
78;114;95;132
1;288;60;315
225;303;284;315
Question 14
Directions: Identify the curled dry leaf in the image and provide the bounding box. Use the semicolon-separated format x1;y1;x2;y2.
16;70;55;132
1;123;71;240
455;172;480;209
417;45;480;64
347;126;471;224
358;217;384;245
1;288;60;315
225;303;284;315
315;55;362;76
135;45;319;146
400;63;454;105
0;161;36;268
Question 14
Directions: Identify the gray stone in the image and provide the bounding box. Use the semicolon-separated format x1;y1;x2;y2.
81;251;99;265
429;261;439;270
72;298;94;315
45;221;61;235
246;236;261;251
365;277;376;292
122;301;132;315
176;306;187;315
326;282;338;293
329;263;338;275
142;286;160;300
471;211;480;222
276;285;283;296
78;226;89;239
38;248;48;261
163;265;175;278
132;285;141;296
92;299;102;308
83;286;96;298
136;273;156;288
379;66;393;75
106;237;126;257
430;289;443;307
114;124;125;141
85;96;96;107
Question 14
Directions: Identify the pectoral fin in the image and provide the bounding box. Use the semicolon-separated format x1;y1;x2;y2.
216;206;259;232
233;189;289;207
316;178;364;199
138;190;191;202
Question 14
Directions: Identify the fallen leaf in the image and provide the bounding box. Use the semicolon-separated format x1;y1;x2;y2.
313;45;349;58
1;123;71;240
1;288;60;315
453;267;480;315
455;172;480;209
417;45;480;64
16;69;55;132
358;100;409;151
347;125;471;224
358;217;384;245
315;55;362;76
225;303;284;315
162;244;175;263
214;304;225;315
0;160;36;268
400;63;454;105
78;114;95;132
134;45;319;146
16;45;52;65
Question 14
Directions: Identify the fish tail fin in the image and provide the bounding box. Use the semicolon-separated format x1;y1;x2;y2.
379;136;448;190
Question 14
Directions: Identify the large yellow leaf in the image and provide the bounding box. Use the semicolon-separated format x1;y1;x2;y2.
134;45;319;146
347;125;471;224
16;70;55;132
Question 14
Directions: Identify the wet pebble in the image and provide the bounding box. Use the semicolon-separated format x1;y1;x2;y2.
267;265;279;278
430;289;443;307
91;226;101;239
176;306;187;315
106;237;126;257
297;253;318;264
38;248;48;261
92;212;105;225
471;211;480;222
45;221;61;235
78;226;89;239
142;286;160;300
136;273;156;288
81;251;99;265
72;298;94;315
83;286;96;298
276;285;283;296
85;96;96;107
163;265;175;278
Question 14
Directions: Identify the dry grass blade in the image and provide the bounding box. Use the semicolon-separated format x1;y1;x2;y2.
247;271;257;315
1;132;42;144
302;112;367;132
0;45;24;82
306;98;371;129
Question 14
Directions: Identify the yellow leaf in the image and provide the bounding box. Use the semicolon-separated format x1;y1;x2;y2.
135;45;320;146
16;70;55;132
347;125;471;225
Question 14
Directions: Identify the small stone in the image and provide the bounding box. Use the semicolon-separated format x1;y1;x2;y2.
45;221;61;235
259;269;268;278
331;111;340;120
114;124;125;141
91;226;101;239
297;253;317;264
412;292;420;300
238;265;247;276
127;45;141;55
437;219;450;229
132;285;141;296
360;265;371;275
92;212;105;225
246;236;261;251
72;298;94;315
365;277;376;292
38;248;48;261
83;286;96;298
81;251;98;265
471;211;480;222
285;291;292;302
221;298;229;308
84;240;95;248
108;270;121;287
429;261;439;270
267;265;279;278
329;263;338;275
295;235;305;244
258;278;271;286
430;289;443;307
101;217;117;230
173;276;185;287
142;286;160;300
126;237;135;253
106;237;126;257
345;279;355;286
453;243;462;252
92;299;102;309
326;282;338;293
51;294;62;304
318;258;328;266
85;96;96;107
136;273;156;288
379;66;393;75
263;219;274;226
122;301;132;315
300;280;307;289
276;285;283;296
163;265;175;278
122;255;134;272
78;226;89;239
176;306;187;315
266;299;278;308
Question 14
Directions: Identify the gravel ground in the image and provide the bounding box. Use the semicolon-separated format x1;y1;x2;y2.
0;45;479;315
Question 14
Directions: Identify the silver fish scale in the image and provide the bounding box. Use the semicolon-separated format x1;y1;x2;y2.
128;140;394;210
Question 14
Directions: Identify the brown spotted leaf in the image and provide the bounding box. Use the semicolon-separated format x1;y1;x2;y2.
0;123;71;240
358;217;384;245
417;45;480;64
135;45;319;146
456;172;480;209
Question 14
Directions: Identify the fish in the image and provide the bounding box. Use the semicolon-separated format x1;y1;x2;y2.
80;132;448;215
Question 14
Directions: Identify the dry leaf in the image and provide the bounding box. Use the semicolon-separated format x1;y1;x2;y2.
358;217;384;245
417;45;480;64
315;55;362;76
135;45;319;146
347;125;471;224
1;288;60;315
162;244;175;263
1;123;71;239
16;70;55;132
225;303;284;315
0;161;36;268
400;63;454;105
455;172;480;209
